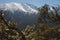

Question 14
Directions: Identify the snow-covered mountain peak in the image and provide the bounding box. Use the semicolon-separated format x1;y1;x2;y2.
0;2;38;13
5;2;27;12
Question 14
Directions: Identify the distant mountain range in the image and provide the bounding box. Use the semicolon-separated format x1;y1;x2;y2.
0;2;39;29
0;2;60;29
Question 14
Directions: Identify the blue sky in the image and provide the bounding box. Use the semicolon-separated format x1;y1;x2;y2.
0;0;60;7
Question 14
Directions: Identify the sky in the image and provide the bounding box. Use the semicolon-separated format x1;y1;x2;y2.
0;0;60;7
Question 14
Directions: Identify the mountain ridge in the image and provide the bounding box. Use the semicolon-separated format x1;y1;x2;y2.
0;2;38;14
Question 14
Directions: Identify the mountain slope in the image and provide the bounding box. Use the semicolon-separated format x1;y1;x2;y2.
0;2;39;29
